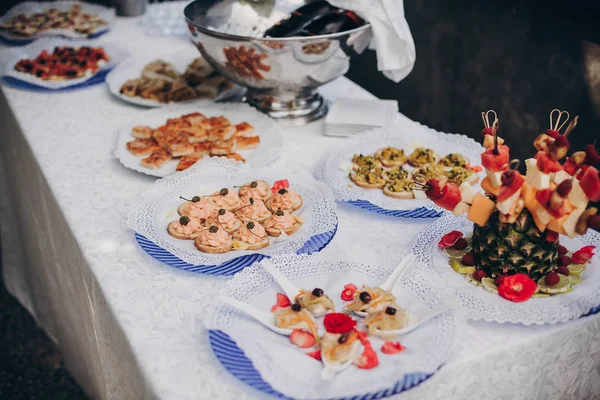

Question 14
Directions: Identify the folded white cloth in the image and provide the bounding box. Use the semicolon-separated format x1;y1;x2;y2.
324;98;398;137
328;0;416;82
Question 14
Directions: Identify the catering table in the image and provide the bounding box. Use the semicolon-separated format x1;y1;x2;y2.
1;18;600;400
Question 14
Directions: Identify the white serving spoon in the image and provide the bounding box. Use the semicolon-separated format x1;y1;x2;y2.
221;296;294;336
261;259;300;302
371;302;459;337
353;253;416;318
320;341;363;381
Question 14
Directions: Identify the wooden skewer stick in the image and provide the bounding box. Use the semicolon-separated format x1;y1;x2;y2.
550;108;570;131
492;118;500;155
563;115;579;137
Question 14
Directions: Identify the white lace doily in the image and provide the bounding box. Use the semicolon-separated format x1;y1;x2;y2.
0;38;127;90
203;253;459;399
316;121;485;211
0;1;115;42
114;102;283;178
126;164;337;266
105;50;244;108
407;214;600;325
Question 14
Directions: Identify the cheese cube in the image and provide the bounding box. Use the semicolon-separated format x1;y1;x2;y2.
563;209;584;238
485;169;503;188
453;201;471;216
459;182;476;204
568;178;589;210
536;207;552;225
496;188;521;214
413;189;427;199
553;170;572;185
525;158;550;190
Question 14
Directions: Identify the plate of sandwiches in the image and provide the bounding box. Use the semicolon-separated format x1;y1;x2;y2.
316;122;485;218
0;1;114;43
0;38;126;90
115;102;283;177
106;51;244;107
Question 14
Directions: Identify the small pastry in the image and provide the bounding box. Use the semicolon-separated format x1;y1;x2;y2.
374;146;407;167
232;221;269;250
364;303;409;340
345;287;396;314
412;164;445;180
295;288;335;316
382;166;410;182
443;166;479;186
438;153;469;168
238;180;272;202
178;196;215;220
234;197;271;223
273;302;319;341
407;147;440;167
194;225;232;254
263;210;304;237
383;180;415;199
206;187;242;211
350;165;386;189
205;208;242;234
351;154;382;171
167;216;204;240
266;187;303;212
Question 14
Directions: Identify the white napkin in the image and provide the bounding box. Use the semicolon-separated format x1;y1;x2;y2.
328;0;416;82
324;98;398;137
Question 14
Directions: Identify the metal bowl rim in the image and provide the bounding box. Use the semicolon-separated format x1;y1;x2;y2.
184;1;372;42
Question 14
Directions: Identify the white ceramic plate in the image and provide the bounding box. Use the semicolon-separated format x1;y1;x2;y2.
114;102;283;178
0;38;127;90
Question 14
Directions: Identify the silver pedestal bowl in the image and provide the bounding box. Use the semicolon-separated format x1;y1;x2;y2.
184;0;372;126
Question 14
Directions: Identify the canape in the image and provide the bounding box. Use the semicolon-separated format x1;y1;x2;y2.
238;180;272;202
206;187;242;211
383;180;414;199
178;196;216;220
234;197;271;223
205;208;242;234
374;146;407;167
194;225;233;253
232;221;270;250
167;216;204;240
266;187;303;212
407;147;440;167
263;210;304;237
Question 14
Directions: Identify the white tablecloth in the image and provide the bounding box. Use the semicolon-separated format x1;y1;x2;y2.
1;18;600;400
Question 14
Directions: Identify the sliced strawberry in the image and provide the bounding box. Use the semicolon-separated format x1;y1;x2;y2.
272;179;290;193
497;170;525;201
578;166;600;202
343;283;357;290
271;293;291;311
536;152;563;174
438;230;463;248
306;349;321;361
481;145;510;172
434;183;462;211
381;341;406;355
572;245;596;264
355;345;379;369
289;329;316;348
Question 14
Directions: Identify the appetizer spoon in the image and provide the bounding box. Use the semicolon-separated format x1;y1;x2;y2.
260;259;300;303
221;296;294;336
354;253;416;318
372;302;459;337
320;341;362;381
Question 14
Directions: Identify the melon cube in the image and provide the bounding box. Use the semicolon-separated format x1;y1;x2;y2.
467;193;495;227
481;177;500;197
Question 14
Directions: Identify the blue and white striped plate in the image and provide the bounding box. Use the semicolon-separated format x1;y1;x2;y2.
1;67;111;91
135;223;337;276
347;200;443;219
209;330;437;399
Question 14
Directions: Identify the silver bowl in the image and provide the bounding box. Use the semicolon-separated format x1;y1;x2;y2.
184;0;372;126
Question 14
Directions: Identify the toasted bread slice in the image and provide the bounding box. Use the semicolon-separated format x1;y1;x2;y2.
181;112;206;126
205;215;242;234
162;134;194;157
236;136;260;150
141;148;172;169
167;221;203;240
210;138;237;155
407;149;440;167
232;237;269;250
180;125;208;143
383;186;414;199
193;141;214;155
203;116;231;129
264;217;303;237
194;238;232;253
131;125;154;139
374;147;407;168
207;125;237;142
224;153;245;162
349;172;386;189
126;138;161;156
234;122;254;137
176;153;203;171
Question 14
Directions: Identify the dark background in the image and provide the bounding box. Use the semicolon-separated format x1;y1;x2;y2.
1;0;600;399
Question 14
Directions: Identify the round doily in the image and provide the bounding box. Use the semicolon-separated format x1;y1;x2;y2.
127;163;338;269
407;214;600;325
204;253;459;400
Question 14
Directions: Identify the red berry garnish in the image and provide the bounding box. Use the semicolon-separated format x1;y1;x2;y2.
494;274;506;287
557;245;568;255
553;134;570;148
461;252;475;266
545;272;560;286
501;170;515;186
584;144;600;165
558;255;572;267
472;269;487;281
452;238;468;250
481;127;493;136
556;266;570;276
556;180;572;197
546;129;561;138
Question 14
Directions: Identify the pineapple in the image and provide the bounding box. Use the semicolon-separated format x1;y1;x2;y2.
471;209;558;280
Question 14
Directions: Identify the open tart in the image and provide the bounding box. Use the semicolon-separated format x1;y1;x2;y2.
234;197;271;223
232;221;269;250
351;154;382;171
444;166;479;186
194;225;233;254
374;146;407;167
407;147;440;167
263;210;304;237
167;216;204;240
383;180;414;199
205;208;242;234
178;197;215;220
349;165;386;189
364;303;409;340
266;188;303;212
345;287;396;314
295;288;335;316
207;188;242;211
382;166;410;182
273;302;319;341
438;153;470;168
238;180;272;202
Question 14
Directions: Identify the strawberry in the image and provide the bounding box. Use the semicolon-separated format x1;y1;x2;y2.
355;345;379;369
290;329;316;348
481;145;510;172
572;245;596;264
584;144;600;165
578;166;600;202
381;341;406;355
271;292;291;311
536;151;563;174
306;349;321;361
272;179;290;193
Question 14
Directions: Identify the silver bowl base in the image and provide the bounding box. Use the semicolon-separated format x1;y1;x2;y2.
244;91;328;127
